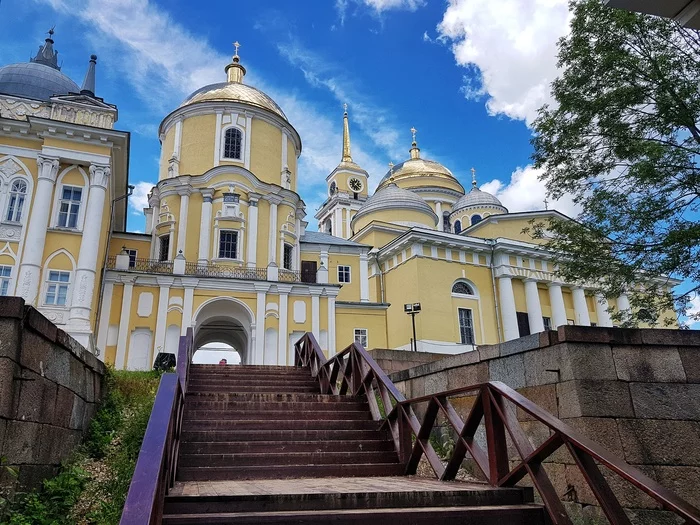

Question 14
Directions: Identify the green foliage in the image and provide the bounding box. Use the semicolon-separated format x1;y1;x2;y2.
531;0;700;326
1;369;161;525
429;426;455;460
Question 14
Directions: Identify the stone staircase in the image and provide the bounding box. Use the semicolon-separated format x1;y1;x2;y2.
162;364;546;524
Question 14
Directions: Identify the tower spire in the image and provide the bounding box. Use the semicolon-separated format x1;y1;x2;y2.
225;40;246;83
31;27;60;70
342;103;353;163
81;55;97;96
471;167;477;189
409;127;420;159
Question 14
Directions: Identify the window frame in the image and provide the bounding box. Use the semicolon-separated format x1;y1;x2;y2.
454;220;462;234
0;265;12;296
451;281;476;296
56;185;83;229
457;308;475;345
125;249;138;268
5;179;27;223
158;234;171;262
218;229;239;260
337;265;351;283
283;243;294;270
354;328;368;348
470;214;482;226
221;126;244;161
44;270;71;307
542;316;552;331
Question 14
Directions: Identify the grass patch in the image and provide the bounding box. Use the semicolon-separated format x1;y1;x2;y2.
1;368;162;525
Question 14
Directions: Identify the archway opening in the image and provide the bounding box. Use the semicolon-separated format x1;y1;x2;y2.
192;298;254;365
193;341;242;365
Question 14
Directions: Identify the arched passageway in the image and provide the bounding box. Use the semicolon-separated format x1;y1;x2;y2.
192;298;254;365
192;342;242;365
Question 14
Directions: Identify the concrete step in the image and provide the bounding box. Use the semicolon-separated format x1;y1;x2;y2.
187;378;320;388
178;450;398;468
191;365;305;372
189;369;312;378
182;419;382;431
183;400;369;412
164;485;533;514
176;463;407;481
181;429;390;443
187;385;320;394
161;505;546;524
179;439;396;455
185;392;364;403
183;409;372;421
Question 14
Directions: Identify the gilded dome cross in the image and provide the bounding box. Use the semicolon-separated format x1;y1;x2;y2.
233;41;241;57
410;127;417;143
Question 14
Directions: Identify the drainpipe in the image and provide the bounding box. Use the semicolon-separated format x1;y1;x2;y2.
489;239;503;344
93;184;134;355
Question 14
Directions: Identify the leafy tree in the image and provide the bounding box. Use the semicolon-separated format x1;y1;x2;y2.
531;0;700;326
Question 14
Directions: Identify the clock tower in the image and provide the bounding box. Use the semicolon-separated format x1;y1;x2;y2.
315;105;368;239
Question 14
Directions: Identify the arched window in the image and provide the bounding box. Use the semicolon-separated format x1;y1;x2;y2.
471;214;482;226
454;220;462;234
223;128;242;159
452;281;475;296
6;179;27;222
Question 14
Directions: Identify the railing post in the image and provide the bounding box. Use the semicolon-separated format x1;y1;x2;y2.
482;385;509;485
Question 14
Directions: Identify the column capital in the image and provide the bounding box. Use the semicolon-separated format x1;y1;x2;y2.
89;163;111;188
36;155;60;182
248;192;262;205
265;194;284;206
156;276;175;287
547;281;564;288
200;188;215;201
523;277;539;284
177;186;193;197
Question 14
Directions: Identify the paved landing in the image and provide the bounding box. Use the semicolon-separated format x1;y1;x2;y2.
170;476;494;497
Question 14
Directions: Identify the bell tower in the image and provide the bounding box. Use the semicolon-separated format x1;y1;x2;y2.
314;105;368;239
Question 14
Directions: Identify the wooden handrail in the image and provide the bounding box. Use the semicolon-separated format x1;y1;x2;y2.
294;333;700;525
120;328;193;524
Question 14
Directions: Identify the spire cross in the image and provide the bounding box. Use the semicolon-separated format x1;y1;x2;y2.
410;127;417;143
48;26;55;38
233;41;241;57
343;103;348;113
471;167;477;187
388;162;395;174
544;196;549;210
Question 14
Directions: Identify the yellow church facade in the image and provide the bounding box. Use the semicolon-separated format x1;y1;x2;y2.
0;34;673;369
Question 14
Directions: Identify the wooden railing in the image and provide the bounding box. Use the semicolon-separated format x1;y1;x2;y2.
294;333;700;525
119;328;193;524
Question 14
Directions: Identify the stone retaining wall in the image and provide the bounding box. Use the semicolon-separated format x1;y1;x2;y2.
390;326;700;524
0;297;106;497
368;348;445;375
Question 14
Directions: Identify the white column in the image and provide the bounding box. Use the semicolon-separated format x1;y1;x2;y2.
255;290;265;365
246;195;259;267
278;292;288;365
436;201;443;231
197;189;213;264
524;279;545;333
311;291;320;341
96;280;114;358
328;295;337;355
335;207;343;238
595;294;613;327
115;278;134;370
572;287;591;326
181;284;195;336
617;293;631;321
68;164;111;329
17;155;59;304
153;278;172;362
268;198;279;265
345;208;351;238
244;112;253;171
547;282;568;328
213;112;222;167
144;208;154;235
498;275;519;341
360;252;369;302
176;189;190;257
173;119;182;159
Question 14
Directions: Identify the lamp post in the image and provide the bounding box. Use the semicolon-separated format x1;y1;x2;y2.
404;303;421;352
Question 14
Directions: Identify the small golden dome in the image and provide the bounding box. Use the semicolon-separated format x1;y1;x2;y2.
180;82;287;119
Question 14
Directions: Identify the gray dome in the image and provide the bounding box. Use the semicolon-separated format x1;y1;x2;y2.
0;62;80;101
352;183;437;225
452;186;507;214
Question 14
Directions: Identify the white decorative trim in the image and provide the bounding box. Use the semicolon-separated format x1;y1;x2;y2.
50;165;89;231
244;113;252;171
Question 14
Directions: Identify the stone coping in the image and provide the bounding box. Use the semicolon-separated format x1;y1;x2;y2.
0;296;105;375
389;325;700;383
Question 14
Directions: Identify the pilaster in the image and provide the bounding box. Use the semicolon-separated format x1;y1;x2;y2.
498;275;519;341
524;279;545;333
198;189;214;264
115;277;135;369
246;193;260;268
572;286;591;326
547;282;568;328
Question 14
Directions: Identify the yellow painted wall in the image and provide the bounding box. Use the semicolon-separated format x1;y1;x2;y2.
466;216;547;244
179;114;217;175
250;119;282;186
352;223;406;248
336;307;387;350
328;253;360;302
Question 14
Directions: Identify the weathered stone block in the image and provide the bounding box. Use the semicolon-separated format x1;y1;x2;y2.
16;370;57;424
0;357;16;419
69;394;86;430
630;383;700;420
488;353;525;389
4;420;48;464
47;426;82;461
424;371;448;394
618;419;700;466
0;318;21;361
499;333;543;356
446;362;488;390
69;357;87;400
478;344;499;361
41;344;72;388
56;329;85;361
641;329;700;347
516;384;558;421
625;508;687;525
53;385;74;427
558;417;626;461
679;346;700;383
24;308;57;342
523;343;616;387
612;345;686;382
18;329;52;376
565;463;659;509
653;465;700;508
16;464;57;491
84;368;95;403
557;380;634;418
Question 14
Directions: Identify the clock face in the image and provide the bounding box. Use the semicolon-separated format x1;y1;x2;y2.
348;177;363;192
329;181;337;195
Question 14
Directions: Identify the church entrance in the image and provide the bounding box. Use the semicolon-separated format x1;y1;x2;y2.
191;298;254;365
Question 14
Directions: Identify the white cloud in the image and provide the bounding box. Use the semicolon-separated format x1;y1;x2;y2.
481;164;579;217
128;181;154;215
436;0;571;125
362;0;425;12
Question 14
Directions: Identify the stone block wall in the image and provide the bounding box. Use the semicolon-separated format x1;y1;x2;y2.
390;326;700;523
0;297;106;497
368;348;445;375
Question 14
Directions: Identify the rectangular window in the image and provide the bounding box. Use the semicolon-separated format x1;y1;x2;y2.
517;311;531;337
45;270;70;306
542;316;552;331
458;308;475;345
218;230;238;259
159;235;170;262
354;328;368;348
338;265;351;283
283;244;293;270
57;186;82;228
0;265;11;296
126;249;137;268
